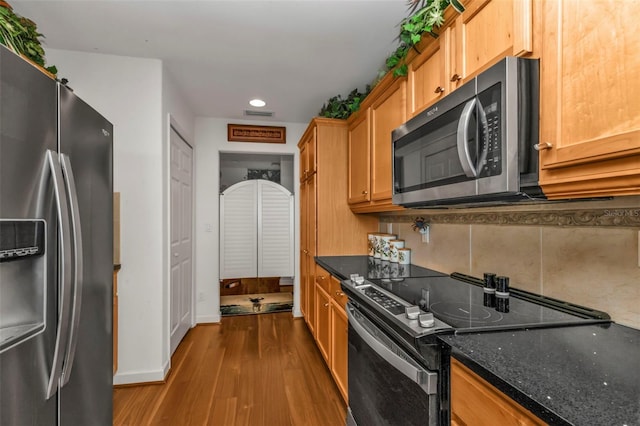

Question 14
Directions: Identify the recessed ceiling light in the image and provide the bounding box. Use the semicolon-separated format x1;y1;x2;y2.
249;99;266;107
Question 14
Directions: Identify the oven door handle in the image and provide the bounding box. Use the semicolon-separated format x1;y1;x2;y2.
347;305;437;395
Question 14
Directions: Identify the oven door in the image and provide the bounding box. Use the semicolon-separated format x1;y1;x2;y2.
346;303;438;426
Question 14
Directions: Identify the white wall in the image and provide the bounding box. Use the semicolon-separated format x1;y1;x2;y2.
194;118;306;323
47;49;195;385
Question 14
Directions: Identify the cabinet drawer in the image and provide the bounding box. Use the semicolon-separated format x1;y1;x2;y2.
329;275;348;309
315;264;331;293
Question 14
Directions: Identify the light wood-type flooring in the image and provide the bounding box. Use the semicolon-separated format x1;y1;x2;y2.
113;312;347;425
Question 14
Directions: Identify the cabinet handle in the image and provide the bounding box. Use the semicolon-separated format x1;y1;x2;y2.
319;276;326;280
361;190;368;195
534;142;553;151
303;249;309;254
324;303;329;307
450;73;462;82
434;86;445;94
336;291;344;297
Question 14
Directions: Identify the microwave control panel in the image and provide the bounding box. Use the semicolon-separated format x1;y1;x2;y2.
481;101;502;177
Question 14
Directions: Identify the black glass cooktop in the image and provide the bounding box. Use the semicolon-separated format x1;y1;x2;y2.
368;275;610;333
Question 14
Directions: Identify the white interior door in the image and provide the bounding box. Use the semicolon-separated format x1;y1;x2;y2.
170;127;193;355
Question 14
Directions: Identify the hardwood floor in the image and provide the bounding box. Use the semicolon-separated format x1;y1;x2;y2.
113;313;347;425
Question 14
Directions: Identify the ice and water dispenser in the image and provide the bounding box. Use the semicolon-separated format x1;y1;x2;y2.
0;219;47;352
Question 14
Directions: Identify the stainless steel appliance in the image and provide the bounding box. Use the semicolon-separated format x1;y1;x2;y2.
0;45;113;425
342;272;610;425
392;56;542;207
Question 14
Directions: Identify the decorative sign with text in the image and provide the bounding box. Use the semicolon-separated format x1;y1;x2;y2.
227;124;286;144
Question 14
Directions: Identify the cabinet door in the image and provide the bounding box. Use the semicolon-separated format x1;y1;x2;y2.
409;35;447;116
315;283;331;364
538;0;640;198
451;358;545;425
348;110;371;204
451;0;533;87
330;299;348;403
299;180;308;319
370;79;407;202
299;127;317;181
299;142;308;182
307;175;317;334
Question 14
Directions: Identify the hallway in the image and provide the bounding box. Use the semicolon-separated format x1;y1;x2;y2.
113;313;346;425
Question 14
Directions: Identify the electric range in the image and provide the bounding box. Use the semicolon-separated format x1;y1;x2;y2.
342;270;611;426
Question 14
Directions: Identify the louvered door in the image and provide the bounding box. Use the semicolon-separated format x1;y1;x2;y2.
220;180;293;279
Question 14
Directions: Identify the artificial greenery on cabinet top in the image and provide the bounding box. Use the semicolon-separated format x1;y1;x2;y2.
318;0;464;120
0;1;57;76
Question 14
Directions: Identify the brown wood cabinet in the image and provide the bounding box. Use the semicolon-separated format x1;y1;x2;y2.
537;0;640;199
298;118;378;331
408;0;533;117
299;126;317;182
313;265;349;403
450;358;545;426
314;279;331;364
348;75;407;213
329;275;348;402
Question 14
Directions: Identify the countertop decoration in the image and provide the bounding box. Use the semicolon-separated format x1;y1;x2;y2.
411;216;430;237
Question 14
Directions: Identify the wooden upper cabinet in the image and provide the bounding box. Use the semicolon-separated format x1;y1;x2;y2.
347;75;408;212
408;34;447;117
538;0;640;199
348;109;371;204
371;78;407;201
298;126;317;181
408;0;533;116
452;0;533;85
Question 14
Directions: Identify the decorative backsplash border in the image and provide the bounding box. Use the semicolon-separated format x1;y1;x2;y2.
379;208;640;227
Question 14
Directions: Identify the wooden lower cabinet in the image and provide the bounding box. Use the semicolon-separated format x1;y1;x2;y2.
312;265;349;403
314;281;331;364
450;358;545;426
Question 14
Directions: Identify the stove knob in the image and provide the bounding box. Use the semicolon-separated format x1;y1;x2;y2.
405;306;420;320
419;313;435;328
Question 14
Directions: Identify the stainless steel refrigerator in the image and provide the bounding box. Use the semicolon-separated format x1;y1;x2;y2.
0;45;113;424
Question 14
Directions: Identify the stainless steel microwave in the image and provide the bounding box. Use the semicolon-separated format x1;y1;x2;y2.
392;57;543;207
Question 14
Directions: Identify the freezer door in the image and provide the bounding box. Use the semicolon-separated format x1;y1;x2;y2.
0;46;58;423
58;85;113;425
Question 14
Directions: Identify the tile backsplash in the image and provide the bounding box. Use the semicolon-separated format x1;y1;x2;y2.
380;197;640;329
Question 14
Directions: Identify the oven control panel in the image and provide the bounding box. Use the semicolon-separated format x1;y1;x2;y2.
344;276;452;337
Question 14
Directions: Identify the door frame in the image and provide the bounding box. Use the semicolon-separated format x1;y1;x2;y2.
167;115;195;359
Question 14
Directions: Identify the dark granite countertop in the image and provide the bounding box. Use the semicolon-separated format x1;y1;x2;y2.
315;255;446;281
440;323;640;425
316;255;640;426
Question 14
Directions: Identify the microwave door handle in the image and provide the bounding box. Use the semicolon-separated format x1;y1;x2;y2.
456;98;479;178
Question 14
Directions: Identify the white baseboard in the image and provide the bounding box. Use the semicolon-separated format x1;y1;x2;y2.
197;312;221;324
113;363;169;385
292;308;303;318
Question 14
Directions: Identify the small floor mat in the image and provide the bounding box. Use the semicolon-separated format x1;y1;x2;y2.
220;292;293;316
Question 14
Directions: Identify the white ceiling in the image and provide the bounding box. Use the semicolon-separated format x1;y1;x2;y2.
12;0;410;124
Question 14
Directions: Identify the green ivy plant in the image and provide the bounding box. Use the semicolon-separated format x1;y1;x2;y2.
319;86;371;120
0;1;57;75
385;0;464;77
318;0;464;119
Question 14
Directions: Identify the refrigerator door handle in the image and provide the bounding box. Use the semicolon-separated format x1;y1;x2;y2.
59;154;84;387
45;150;74;400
